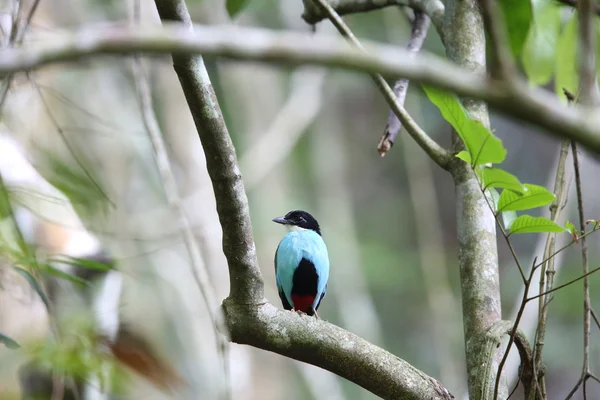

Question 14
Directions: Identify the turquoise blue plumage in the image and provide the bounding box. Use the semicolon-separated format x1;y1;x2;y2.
273;210;330;317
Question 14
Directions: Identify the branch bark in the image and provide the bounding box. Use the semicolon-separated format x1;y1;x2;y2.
378;11;430;156
300;0;445;39
153;0;263;306
225;303;454;400
152;0;453;398
442;1;506;398
310;0;450;167
3;23;600;155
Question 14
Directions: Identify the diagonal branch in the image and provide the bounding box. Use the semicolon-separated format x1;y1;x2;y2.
300;0;445;40
378;11;430;156
225;302;454;400
3;24;600;154
130;54;231;398
311;0;451;167
153;0;263;306
152;0;453;398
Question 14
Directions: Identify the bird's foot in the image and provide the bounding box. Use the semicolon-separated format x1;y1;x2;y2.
293;308;307;316
313;309;320;319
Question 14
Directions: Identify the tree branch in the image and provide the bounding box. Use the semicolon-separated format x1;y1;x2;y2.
442;0;505;398
378;11;430;156
311;0;451;168
224;302;454;400
153;0;263;306
152;0;454;398
130;54;231;398
300;0;445;38
471;320;536;400
571;140;592;397
3;24;600;155
534;137;570;397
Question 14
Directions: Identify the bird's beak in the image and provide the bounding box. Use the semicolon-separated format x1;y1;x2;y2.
272;216;289;225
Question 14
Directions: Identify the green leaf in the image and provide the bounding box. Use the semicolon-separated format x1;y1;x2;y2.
509;215;566;234
41;150;112;220
463;124;506;166
40;264;89;287
0;186;10;220
555;14;579;100
565;220;577;235
422;86;506;165
50;255;113;272
481;167;525;194
500;0;533;56
456;150;472;164
502;210;518;230
521;1;561;84
0;333;20;349
226;0;249;17
26;318;125;389
497;183;555;211
14;267;50;310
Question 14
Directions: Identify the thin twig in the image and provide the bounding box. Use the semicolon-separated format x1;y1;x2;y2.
591;307;600;331
300;0;445;38
378;11;430;156
533;137;570;396
30;80;115;208
506;366;522;400
496;215;527;283
310;0;451;168
565;376;585;400
572;28;595;400
570;140;591;399
131;48;231;400
0;0;42;115
494;259;538;400
527;266;600;302
480;189;527;283
532;229;599;270
588;373;600;385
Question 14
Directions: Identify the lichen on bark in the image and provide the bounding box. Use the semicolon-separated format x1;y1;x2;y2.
444;0;507;398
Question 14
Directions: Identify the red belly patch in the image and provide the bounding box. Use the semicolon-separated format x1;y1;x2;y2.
291;294;316;314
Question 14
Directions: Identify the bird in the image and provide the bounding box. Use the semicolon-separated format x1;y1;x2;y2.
273;210;330;318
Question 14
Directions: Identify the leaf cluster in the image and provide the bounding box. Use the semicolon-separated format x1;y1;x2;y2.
0;182;113;352
423;85;568;235
500;0;598;100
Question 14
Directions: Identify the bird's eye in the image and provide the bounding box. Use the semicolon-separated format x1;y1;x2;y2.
299;216;306;223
